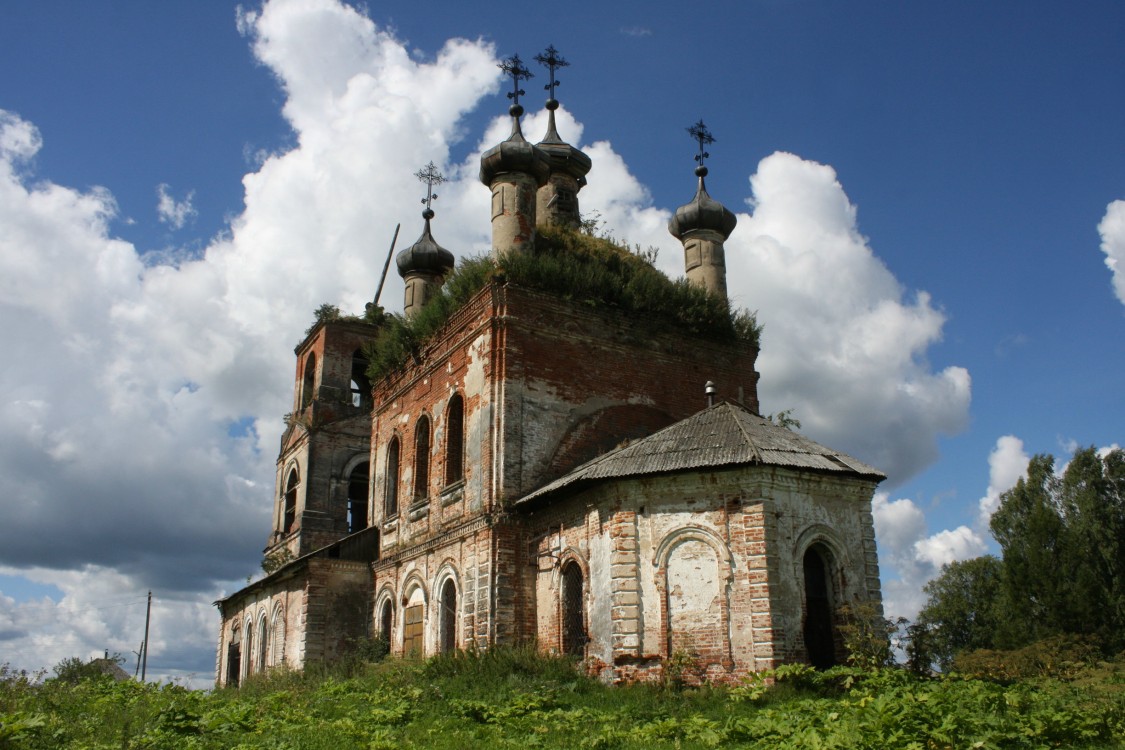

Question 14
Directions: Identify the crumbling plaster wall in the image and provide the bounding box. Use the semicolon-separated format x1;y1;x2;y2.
525;465;880;683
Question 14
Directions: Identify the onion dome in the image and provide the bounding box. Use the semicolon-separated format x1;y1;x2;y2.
534;46;591;186
396;208;454;277
479;54;551;187
668;165;737;240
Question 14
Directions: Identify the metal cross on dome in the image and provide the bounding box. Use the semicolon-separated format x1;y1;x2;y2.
415;161;445;211
534;45;568;100
687;119;715;169
499;54;533;108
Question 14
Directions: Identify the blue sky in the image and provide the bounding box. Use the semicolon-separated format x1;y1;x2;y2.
1;0;1122;682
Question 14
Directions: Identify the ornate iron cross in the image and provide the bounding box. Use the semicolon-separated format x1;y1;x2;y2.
687;119;715;169
498;54;533;109
414;162;446;212
534;45;568;101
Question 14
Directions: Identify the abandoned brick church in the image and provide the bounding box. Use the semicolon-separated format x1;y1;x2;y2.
214;51;884;686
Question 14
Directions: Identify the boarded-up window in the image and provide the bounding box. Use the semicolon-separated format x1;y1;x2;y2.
402;604;424;656
445;395;464;485
414;416;430;499
666;539;723;662
385;437;400;517
439;579;457;654
347;462;369;533
271;608;285;666
561;562;586;656
803;546;837;669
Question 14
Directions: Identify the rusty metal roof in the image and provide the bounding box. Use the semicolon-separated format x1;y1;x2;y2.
516;401;884;506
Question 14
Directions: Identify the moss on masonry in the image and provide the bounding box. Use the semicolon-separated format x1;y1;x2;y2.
360;225;761;384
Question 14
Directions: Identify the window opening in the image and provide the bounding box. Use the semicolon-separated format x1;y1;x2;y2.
351;349;371;408
347;462;369;533
244;623;255;677
379;599;394;642
414;416;430;500
301;353;316;408
385;437;400;517
271;609;284;666
403;604;424;655
803;546;837;669
226;626;241;687
445;395;464;485
439;579;457;654
283;469;299;533
561;562;587;656
258;615;269;672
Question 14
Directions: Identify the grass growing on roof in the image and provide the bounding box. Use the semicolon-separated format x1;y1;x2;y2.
363;225;761;383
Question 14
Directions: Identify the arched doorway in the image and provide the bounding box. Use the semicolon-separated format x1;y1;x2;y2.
439;579;457;654
802;545;838;669
560;562;586;656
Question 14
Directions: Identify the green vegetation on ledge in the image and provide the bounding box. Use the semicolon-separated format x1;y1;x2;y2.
362;225;761;384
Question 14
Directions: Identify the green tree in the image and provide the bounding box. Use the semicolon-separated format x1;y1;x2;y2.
988;446;1125;652
915;555;1003;669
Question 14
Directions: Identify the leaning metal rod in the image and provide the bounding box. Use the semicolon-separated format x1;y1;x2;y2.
372;223;401;309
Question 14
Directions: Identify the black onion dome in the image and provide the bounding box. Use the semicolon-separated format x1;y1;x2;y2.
537;110;591;185
479;128;551;187
668;174;737;240
396;212;455;277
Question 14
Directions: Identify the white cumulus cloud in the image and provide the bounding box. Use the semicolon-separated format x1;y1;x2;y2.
156;184;197;229
1099;199;1125;307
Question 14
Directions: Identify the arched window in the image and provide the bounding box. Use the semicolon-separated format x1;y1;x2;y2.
803;545;838;670
439;579;458;654
445;394;464;485
301;352;316;408
271;606;285;666
379;599;394;643
347;462;369;533
385;437;400;517
257;614;269;672
244;621;255;677
561;562;586;656
283;468;299;533
226;625;241;687
414;416;430;500
350;349;371;408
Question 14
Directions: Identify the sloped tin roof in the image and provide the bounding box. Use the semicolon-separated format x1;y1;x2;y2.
516;401;884;506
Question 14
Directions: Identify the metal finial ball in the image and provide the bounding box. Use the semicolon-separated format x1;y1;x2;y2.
422;208;435;220
509;103;524;118
545;98;559;111
695;165;709;177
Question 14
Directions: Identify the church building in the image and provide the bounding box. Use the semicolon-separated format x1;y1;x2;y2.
214;49;884;686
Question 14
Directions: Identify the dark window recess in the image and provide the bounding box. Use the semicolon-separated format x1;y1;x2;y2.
445;395;464;485
561;562;587;656
439;579;457;654
414;416;430;499
385;438;400;517
283;469;299;533
301;353;316;408
803;546;837;670
380;600;393;641
347;462;369;533
226;629;241;687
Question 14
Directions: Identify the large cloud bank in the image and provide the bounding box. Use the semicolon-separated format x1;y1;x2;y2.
0;0;970;679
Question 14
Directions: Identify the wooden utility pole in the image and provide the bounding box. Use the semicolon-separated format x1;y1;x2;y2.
140;590;152;681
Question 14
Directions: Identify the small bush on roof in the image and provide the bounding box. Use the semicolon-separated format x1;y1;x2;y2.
363;226;760;383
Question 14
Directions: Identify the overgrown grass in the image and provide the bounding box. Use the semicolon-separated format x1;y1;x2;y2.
363;226;761;384
6;649;1125;749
